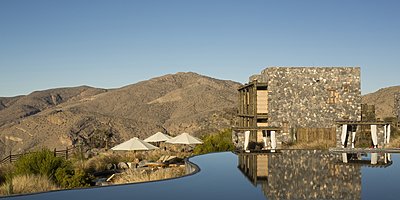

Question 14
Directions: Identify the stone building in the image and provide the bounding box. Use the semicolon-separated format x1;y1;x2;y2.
232;67;362;149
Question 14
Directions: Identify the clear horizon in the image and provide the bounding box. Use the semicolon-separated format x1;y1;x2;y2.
1;0;399;97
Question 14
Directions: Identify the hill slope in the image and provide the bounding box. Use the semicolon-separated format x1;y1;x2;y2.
0;72;240;157
362;86;400;119
0;86;107;127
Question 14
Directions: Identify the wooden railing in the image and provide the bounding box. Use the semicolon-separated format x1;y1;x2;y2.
296;127;336;143
0;146;75;165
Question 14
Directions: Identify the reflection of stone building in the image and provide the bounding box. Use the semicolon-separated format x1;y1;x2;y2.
233;67;361;149
238;150;362;200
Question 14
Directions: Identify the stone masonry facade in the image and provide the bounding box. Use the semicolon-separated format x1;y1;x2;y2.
263;67;361;129
394;92;400;123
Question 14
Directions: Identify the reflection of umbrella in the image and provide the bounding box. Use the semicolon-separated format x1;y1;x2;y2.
144;132;172;143
111;137;159;151
166;133;203;145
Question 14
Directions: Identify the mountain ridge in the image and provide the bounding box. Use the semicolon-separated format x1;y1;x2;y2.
0;72;241;157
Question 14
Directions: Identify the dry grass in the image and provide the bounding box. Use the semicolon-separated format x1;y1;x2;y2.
0;164;13;185
0;174;59;196
112;166;186;184
387;137;400;148
288;139;336;150
78;152;127;173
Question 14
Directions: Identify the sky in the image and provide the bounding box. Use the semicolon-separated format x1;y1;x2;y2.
0;0;399;97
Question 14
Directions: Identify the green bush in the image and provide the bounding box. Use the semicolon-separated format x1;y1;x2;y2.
14;149;64;178
13;148;92;189
194;129;235;155
55;165;92;189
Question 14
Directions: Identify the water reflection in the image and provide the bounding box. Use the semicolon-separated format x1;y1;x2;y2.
342;152;392;166
238;150;394;200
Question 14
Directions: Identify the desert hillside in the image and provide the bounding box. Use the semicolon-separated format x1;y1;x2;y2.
362;86;400;120
0;72;240;157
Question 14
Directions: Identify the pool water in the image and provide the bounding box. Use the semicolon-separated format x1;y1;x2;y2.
238;150;399;200
5;151;400;200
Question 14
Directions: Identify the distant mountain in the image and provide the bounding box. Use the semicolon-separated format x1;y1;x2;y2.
0;86;107;127
362;86;400;120
0;72;240;157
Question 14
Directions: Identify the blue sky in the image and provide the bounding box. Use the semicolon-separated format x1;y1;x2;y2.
0;0;399;97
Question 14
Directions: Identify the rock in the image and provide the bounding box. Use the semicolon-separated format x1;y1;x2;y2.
163;156;183;165
138;160;149;168
162;155;175;163
127;162;137;169
117;162;129;169
94;178;107;186
106;163;116;170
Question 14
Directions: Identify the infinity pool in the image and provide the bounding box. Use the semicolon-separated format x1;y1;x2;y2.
5;151;400;200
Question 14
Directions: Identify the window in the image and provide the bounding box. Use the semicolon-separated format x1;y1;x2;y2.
342;82;350;92
328;89;338;104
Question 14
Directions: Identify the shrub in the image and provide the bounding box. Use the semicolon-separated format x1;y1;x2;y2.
193;129;235;155
14;149;64;178
12;148;92;190
55;166;92;189
83;152;125;173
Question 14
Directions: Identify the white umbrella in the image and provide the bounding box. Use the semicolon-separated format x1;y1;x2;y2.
166;132;203;145
144;132;172;143
111;137;159;151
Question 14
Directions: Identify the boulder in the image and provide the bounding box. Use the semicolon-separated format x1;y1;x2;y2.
163;156;176;163
138;160;149;168
106;163;116;170
163;156;183;165
127;162;137;169
94;178;107;186
117;162;129;169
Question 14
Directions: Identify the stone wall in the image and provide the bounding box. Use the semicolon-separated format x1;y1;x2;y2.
262;67;361;130
249;74;268;83
394;93;400;121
